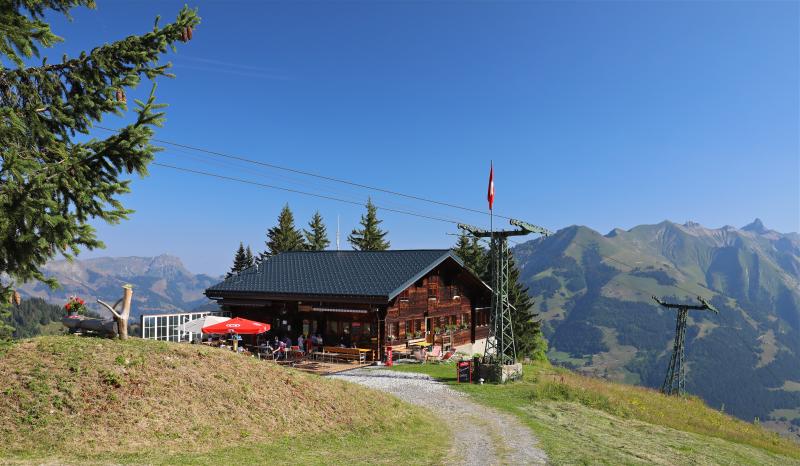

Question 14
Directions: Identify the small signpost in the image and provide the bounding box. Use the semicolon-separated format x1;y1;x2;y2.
457;360;472;383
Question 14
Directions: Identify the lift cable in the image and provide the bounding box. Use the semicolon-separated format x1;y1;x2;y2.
96;125;514;221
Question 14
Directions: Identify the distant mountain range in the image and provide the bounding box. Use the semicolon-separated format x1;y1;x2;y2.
513;219;800;437
18;255;220;318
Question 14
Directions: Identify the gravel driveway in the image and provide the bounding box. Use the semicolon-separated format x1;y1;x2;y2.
329;367;548;465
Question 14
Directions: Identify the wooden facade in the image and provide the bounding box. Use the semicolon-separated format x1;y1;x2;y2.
206;251;491;360
384;262;490;351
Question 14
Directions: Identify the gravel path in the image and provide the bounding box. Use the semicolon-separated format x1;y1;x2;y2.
329;367;548;465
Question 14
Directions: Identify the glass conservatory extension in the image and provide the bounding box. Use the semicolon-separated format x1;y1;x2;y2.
140;311;230;342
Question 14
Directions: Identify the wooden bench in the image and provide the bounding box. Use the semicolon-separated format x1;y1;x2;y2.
320;346;367;364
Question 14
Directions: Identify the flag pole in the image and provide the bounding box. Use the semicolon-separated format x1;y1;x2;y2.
489;161;494;355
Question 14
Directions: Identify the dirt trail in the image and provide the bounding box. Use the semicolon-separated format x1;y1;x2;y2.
330;367;547;465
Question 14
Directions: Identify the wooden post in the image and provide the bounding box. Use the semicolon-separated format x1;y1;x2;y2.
97;284;133;340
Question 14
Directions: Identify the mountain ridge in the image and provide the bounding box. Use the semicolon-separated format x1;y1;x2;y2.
18;254;220;318
513;218;800;441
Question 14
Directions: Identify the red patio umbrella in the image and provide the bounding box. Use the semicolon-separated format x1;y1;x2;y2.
201;317;271;335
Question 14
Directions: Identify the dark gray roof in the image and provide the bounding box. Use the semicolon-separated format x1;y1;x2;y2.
206;249;471;301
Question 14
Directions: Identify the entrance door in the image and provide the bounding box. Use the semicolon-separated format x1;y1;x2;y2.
425;317;434;344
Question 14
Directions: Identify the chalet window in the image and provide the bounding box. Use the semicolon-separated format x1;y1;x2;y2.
474;310;486;327
326;320;338;335
398;289;409;310
428;277;439;298
388;322;399;340
410;319;422;337
405;320;412;336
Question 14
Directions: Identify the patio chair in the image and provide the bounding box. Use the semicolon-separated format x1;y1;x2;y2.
424;345;442;363
289;345;305;362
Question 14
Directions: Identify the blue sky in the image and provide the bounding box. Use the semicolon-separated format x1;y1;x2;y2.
41;1;799;275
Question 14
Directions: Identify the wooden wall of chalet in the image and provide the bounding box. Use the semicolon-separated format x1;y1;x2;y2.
385;270;489;347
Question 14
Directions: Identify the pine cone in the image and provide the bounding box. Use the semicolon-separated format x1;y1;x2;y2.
116;89;126;103
13;291;21;306
187;26;193;40
181;28;188;42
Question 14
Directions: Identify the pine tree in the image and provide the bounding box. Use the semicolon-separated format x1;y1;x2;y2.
452;232;488;279
452;233;547;361
304;211;330;251
0;303;13;341
262;204;305;258
0;2;200;303
227;242;250;278
348;198;390;251
244;246;255;267
508;253;548;361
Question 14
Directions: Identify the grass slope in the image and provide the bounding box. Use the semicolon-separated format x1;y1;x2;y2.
0;336;448;465
391;362;800;465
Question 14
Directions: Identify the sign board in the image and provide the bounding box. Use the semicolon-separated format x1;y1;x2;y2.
457;361;472;383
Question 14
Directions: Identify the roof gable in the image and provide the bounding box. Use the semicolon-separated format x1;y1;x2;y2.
205;249;476;301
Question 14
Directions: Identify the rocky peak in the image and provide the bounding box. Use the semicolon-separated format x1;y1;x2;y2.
742;218;768;234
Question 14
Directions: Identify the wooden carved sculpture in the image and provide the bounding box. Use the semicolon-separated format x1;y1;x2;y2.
97;284;133;340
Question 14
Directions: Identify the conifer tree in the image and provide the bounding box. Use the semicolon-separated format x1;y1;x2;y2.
304;211;330;251
452;234;547;361
0;304;13;341
453;232;488;279
507;253;548;361
244;246;255;267
0;2;200;302
348;198;390;251
227;242;250;278
262;204;305;258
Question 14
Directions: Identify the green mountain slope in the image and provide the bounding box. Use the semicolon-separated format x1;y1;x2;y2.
513;219;800;440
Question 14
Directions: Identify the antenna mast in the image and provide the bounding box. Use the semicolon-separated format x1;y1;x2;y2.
336;214;340;251
652;296;719;395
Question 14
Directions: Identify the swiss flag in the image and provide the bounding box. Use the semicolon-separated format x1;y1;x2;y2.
487;162;495;211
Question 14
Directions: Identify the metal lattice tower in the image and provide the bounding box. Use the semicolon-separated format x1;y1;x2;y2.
459;219;551;366
652;296;718;395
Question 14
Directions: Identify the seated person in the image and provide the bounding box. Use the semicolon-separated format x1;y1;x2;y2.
297;334;305;352
277;339;287;359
